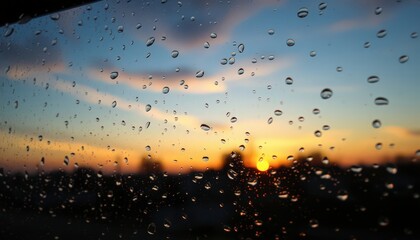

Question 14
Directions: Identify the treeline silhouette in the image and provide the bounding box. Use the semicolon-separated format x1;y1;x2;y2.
0;152;419;239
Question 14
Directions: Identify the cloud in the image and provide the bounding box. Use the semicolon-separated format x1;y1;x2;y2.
383;126;420;138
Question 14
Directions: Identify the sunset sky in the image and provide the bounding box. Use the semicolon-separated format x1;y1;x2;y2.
1;0;420;174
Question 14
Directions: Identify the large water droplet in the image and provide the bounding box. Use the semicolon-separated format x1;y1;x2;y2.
110;71;119;79
162;86;170;94
285;77;293;85
112;101;117;108
210;32;217;39
320;88;333;99
202;156;209;162
237;68;244;75
367;75;379;83
297;7;309;18
195;70;204;78
399;55;409;63
146;37;155;47
374;97;389;106
200;124;211;131
274;110;283;116
204;41;210;48
50;13;60;21
238;43;245;53
171;50;179;58
372;119;381;128
286;39;295;47
314;130;322;137
377;29;387;38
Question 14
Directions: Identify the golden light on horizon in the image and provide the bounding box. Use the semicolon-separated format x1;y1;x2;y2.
256;159;269;172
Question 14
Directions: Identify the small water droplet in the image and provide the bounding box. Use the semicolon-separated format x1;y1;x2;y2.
319;2;327;10
210;32;217;38
314;130;322;137
364;41;371;48
267;117;273;124
399;55;409;63
200;124;211;131
50;13;60;21
350;165;363;173
309;219;319;228
375;7;383;15
375;142;382;150
415;149;420;157
297;7;309;18
220;58;228;65
337;190;348;201
313;108;320;115
146;37;155;47
372;119;381;128
145;145;151;151
195;70;204;78
274;110;283;116
204;41;210;48
63;156;69;166
117;25;124;33
367;75;380;83
171;50;179;58
110;71;119;79
320;88;333;99
237;68;244;75
374;97;389;106
268;29;275;35
202;156;209;162
136;23;142;29
147;223;156;235
285;77;293;85
4;28;14;37
286;39;295;47
228;57;235;65
112;101;117;108
377;29;387;38
378;217;389;227
309;51;317;57
145;104;152;112
162;86;170;94
230;117;238;123
238;43;245;53
322;125;330;130
411;32;418;39
336;66;343;72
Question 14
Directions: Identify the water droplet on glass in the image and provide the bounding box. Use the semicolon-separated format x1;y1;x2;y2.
230;117;238;123
298;116;305;122
267;117;273;124
285;77;293;85
162;86;170;94
364;41;371;48
314;130;322;137
411;32;418;39
372;119;381;128
110;71;119;79
50;13;60;21
374;97;389;106
112;101;117;108
195;70;204;78
377;29;387;38
146;37;155;47
322;125;330;130
313;108;320;115
319;2;327;10
297;7;309;18
336;66;343;72
117;25;124;33
4;28;14;37
145;104;152;112
351;165;363;173
399;55;409;63
200;124;211;131
220;58;227;65
378;217;390;227
375;7;383;15
204;41;210;48
309;219;319;228
228;57;235;65
274;110;283;116
63;156;69;166
136;23;142;29
202;156;209;162
310;51;317;57
210;32;217;38
367;75;380;83
416;149;420;157
171;50;179;58
375;142;382;150
320;88;333;99
237;68;244;75
286;39;295;47
238;43;245;53
145;145;151;151
147;223;156;235
268;29;275;35
337;190;349;201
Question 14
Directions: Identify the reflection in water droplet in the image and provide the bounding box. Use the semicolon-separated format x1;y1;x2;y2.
200;124;211;131
399;55;409;63
171;50;179;58
237;68;244;75
110;71;119;79
320;88;333;99
145;104;152;112
314;130;322;137
285;77;293;85
286;39;295;47
367;75;380;83
267;117;273;124
147;223;156;235
238;43;245;53
377;29;387;38
297;7;309;18
162;86;170;94
372;119;381;128
374;97;389;106
196;70;204;78
112;101;117;108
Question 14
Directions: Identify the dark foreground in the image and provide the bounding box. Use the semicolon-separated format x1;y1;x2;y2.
1;154;419;240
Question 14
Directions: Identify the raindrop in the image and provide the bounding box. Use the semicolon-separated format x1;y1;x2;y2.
110;71;119;79
399;55;409;63
230;117;238;123
310;51;317;57
267;117;273;124
378;217;390;227
202;156;209;162
274;110;283;116
146;37;155;47
367;75;380;83
239;145;245;151
171;50;179;58
50;13;60;21
336;66;343;72
63;156;69;166
237;68;244;75
145;145;151;151
411;32;418;39
112;101;117;108
285;77;293;85
4;28;14;37
145;104;152;112
210;32;217;38
228;57;235;65
14;100;18;109
374;97;389;106
312;108;320;115
375;7;383;15
320;88;333;99
386;165;398;174
314;130;322;137
372;119;381;128
375;142;382;150
136;23;142;29
204;41;210;48
297;7;309;18
319;2;327;10
298;116;305;122
220;58;227;65
416;149;420;157
364;42;371;48
147;223;156;235
200;124;211;131
377;29;387;38
322;125;330;130
268;29;275;35
162;86;170;94
351;165;363;173
309;219;319;228
117;25;124;33
238;43;245;53
337;191;349;201
195;70;204;78
286;39;295;47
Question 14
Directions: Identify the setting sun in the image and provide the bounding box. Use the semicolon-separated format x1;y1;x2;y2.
257;159;269;172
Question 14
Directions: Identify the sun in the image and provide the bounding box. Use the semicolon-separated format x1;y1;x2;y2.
256;159;269;172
